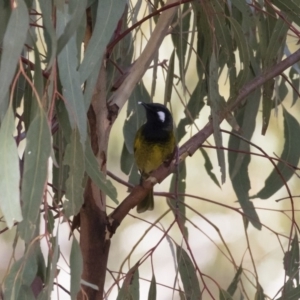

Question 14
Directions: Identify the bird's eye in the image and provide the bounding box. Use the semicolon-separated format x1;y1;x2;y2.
157;111;165;122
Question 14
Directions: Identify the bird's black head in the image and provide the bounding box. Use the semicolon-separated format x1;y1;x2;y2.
139;102;173;131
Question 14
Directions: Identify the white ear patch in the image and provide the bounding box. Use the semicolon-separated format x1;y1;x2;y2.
157;111;165;122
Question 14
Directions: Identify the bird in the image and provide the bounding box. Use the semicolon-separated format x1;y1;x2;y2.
134;102;176;213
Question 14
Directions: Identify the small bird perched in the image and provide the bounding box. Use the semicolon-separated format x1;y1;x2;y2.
134;102;176;213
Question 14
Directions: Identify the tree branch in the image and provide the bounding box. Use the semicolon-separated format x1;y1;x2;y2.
108;0;179;111
107;48;300;236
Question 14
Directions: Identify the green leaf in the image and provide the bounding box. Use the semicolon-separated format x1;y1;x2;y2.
0;107;22;228
262;16;289;135
120;142;134;175
199;148;221;188
254;108;300;199
271;0;300;27
230;89;260;179
0;1;10;44
70;238;83;300
148;274;156;300
85;140;118;204
177;80;206;143
228;116;261;229
123;81;151;155
228;17;250;89
42;235;59;299
176;245;201;300
255;283;265;300
171;3;191;88
227;266;243;295
209;51;226;184
52;124;68;203
283;233;299;282
40;0;57;70
18;111;51;242
3;250;37;299
169;162;188;238
57;5;87;146
79;0;126;83
117;265;140;300
276;285;300;300
0;0;29;121
209;0;234;67
57;0;87;55
219;289;233;300
63;128;85;217
164;50;175;105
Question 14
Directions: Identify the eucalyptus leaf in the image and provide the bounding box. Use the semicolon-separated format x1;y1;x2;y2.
209;51;226;184
63;128;85;217
85;140;118;203
57;0;87;55
3;250;37;299
18;111;51;242
176;245;201;300
79;0;126;83
57;6;87;146
116;265;140;300
40;0;57;70
70;238;83;300
0;107;22;228
0;0;29;121
148;274;157;300
254;108;300;200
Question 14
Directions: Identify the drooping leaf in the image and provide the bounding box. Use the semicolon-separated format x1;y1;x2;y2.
177;79;206;143
176;245;201;300
209;0;234;67
209;51;226;184
57;0;87;55
230;88;260;179
40;235;59;300
70;238;83;300
169;162;188;237
171;3;191;88
283;233;299;283
79;0;126;83
0;1;11;43
192;2;212;80
276;285;300;300
116;265;140;300
57;5;87;146
52;124;68;203
0;107;22;228
228;17;250;89
148;274;157;300
254;283;265;300
63;128;85;217
120;142;134;175
40;0;57;70
85;140;118;204
262;16;290;135
0;0;29;121
18;111;51;242
227;266;243;295
254;108;300;200
164;50;175;105
271;0;300;27
199;148;221;188
228;111;261;229
3;250;38;299
123;81;151;155
219;289;233;300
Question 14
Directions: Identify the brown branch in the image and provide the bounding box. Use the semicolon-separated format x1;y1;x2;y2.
107;48;300;236
108;0;180;111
